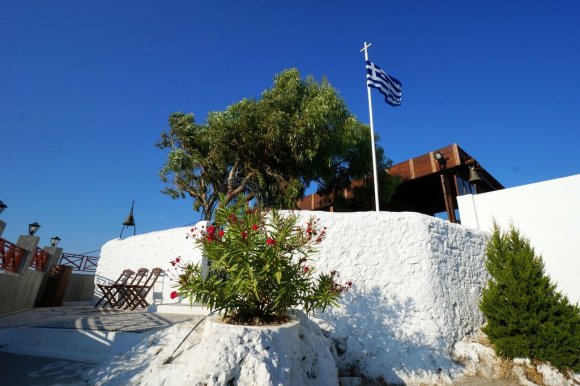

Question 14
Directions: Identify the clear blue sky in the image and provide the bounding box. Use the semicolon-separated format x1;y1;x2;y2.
1;0;579;254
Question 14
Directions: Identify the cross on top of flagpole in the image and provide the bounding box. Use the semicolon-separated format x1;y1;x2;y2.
360;42;372;52
360;42;372;61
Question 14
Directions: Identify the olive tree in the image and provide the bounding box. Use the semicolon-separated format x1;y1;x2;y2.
157;69;397;219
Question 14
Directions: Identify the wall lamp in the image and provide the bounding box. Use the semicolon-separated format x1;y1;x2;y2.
28;222;41;236
433;151;445;165
0;201;7;215
51;236;61;247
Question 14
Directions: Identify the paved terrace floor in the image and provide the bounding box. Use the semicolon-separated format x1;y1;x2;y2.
0;306;201;333
0;306;206;386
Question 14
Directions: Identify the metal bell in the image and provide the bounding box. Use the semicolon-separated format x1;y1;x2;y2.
123;213;135;226
468;168;482;184
120;201;136;238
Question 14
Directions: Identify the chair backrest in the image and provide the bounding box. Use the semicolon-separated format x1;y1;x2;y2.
128;268;149;286
115;269;135;285
138;267;164;296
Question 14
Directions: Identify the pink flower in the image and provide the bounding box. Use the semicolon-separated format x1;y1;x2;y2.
266;238;275;246
175;257;181;263
218;229;225;237
170;291;179;299
252;224;259;231
303;266;310;273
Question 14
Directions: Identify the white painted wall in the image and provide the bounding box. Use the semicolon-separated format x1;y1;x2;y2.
457;174;580;304
306;211;488;383
96;211;489;384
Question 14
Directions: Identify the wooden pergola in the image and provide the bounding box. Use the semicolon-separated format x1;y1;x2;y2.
297;143;504;223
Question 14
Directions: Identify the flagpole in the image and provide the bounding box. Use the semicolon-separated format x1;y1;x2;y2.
361;42;380;212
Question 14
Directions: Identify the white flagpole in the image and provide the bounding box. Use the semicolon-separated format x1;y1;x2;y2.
361;42;380;212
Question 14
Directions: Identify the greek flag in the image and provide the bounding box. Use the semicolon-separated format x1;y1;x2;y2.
366;60;402;106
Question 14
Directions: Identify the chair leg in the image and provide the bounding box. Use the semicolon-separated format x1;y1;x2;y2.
130;293;149;310
96;285;126;308
95;285;116;308
114;287;131;309
123;288;140;310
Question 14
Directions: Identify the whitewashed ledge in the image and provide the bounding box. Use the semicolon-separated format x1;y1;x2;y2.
147;303;211;316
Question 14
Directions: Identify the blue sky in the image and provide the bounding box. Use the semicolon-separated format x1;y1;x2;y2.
1;0;579;254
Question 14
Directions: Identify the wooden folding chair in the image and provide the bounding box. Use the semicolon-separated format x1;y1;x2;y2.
121;268;164;310
112;268;149;308
95;269;134;307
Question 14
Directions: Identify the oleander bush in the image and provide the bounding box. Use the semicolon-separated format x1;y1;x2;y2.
172;194;351;325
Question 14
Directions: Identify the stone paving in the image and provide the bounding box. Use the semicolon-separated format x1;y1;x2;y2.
0;306;200;333
0;306;206;385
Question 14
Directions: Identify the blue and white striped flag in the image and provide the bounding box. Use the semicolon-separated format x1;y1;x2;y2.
366;60;402;106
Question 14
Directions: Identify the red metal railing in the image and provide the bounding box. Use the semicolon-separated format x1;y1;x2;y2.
0;238;26;273
58;253;98;273
30;247;50;272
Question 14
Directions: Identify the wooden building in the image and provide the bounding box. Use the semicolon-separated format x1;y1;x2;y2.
297;143;504;223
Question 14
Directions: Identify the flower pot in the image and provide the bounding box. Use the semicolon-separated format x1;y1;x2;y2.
202;315;302;384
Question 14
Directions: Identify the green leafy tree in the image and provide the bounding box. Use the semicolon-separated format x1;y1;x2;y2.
156;69;397;219
480;224;580;371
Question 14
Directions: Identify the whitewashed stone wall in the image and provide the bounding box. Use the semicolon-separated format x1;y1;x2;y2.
96;211;489;384
304;211;488;384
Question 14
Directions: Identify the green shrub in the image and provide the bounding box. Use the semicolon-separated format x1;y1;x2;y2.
479;224;580;371
172;194;351;325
